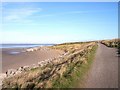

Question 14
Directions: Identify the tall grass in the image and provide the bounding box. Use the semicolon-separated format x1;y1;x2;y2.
52;45;98;88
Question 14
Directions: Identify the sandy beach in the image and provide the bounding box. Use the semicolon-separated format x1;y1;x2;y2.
2;47;63;73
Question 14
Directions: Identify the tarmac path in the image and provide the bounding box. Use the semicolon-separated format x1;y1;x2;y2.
85;43;118;88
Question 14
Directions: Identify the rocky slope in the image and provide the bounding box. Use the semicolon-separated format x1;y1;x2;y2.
2;42;97;89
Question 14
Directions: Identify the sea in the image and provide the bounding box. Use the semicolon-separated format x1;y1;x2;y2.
1;44;54;55
0;44;54;49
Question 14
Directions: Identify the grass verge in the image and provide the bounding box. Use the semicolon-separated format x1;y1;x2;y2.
52;45;98;88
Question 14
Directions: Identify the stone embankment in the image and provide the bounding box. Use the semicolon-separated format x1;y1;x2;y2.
0;46;65;87
2;42;97;88
26;47;50;52
0;74;6;89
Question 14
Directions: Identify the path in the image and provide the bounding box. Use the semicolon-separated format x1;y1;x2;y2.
85;43;118;88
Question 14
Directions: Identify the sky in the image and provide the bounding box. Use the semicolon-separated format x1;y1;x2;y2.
1;2;118;44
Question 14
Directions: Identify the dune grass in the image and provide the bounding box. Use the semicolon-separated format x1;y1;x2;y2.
52;45;98;88
2;42;98;89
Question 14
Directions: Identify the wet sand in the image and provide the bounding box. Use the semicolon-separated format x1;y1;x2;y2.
2;47;63;73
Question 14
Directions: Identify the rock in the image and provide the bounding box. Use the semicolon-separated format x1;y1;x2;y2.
0;73;6;79
26;48;34;52
6;69;16;77
21;82;35;88
52;60;59;65
34;48;37;51
35;82;44;88
18;67;24;71
44;59;48;62
63;53;68;56
57;65;67;77
15;70;22;75
38;62;44;67
32;64;39;69
50;67;56;75
23;66;30;71
26;47;41;52
0;73;7;89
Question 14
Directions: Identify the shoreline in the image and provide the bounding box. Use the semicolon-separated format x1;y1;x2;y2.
2;46;64;73
2;42;98;88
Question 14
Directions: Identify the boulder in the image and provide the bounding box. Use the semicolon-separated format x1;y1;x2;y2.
23;66;30;71
6;69;16;77
0;73;6;81
32;64;39;69
15;70;22;75
26;48;34;52
0;73;7;89
18;67;24;71
38;62;44;67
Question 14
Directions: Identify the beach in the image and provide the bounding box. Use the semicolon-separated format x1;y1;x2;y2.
2;47;63;73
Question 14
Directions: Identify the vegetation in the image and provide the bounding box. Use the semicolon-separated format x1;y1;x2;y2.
2;42;98;89
101;39;120;54
52;45;98;88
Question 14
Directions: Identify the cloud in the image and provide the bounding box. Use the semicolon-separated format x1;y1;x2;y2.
3;6;42;22
36;11;88;18
35;9;115;19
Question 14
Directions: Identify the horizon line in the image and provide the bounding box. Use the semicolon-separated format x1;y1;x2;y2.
1;38;118;44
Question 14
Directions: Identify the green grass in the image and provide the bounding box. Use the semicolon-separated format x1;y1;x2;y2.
2;43;98;89
52;45;98;88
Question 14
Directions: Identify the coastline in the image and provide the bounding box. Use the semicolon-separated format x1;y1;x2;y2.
2;42;98;88
2;46;63;73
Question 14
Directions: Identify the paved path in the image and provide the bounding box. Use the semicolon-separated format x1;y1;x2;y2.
85;43;118;88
